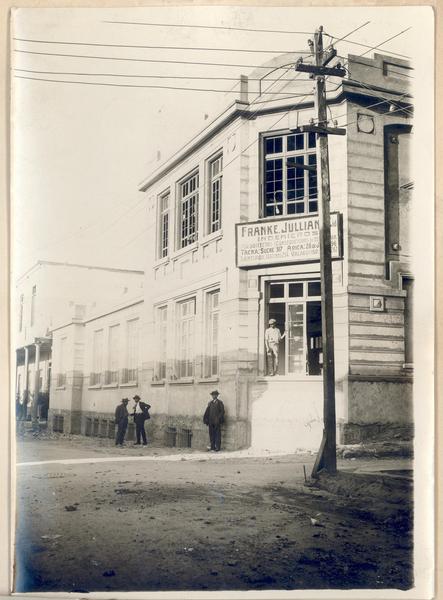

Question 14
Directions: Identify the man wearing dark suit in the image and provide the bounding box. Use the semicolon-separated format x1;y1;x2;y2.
132;394;151;446
115;398;129;446
203;390;225;452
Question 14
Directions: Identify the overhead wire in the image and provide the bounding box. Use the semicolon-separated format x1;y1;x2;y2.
14;75;313;94
325;28;411;59
14;49;302;70
13;68;300;81
14;36;312;55
102;21;313;35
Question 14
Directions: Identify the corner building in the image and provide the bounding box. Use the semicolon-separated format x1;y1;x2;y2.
140;52;413;453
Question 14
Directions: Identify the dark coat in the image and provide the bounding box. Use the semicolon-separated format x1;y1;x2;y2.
132;401;151;423
115;403;129;424
203;398;225;426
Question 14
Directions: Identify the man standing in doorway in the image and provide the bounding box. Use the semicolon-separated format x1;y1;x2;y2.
132;394;151;446
203;390;225;452
265;318;285;376
115;398;129;447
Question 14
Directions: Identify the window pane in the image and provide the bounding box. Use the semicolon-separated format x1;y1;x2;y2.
308;132;316;148
265;136;283;155
306;301;322;375
287;303;304;374
270;283;284;298
289;283;303;297
308;281;321;296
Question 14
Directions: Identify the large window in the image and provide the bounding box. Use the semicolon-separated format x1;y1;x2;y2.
179;172;199;248
105;325;120;385
176;298;195;378
158;192;170;258
156;306;168;380
30;285;37;327
205;290;220;377
266;280;322;376
90;329;104;386
208;154;222;233
122;319;139;384
57;336;67;387
263;132;317;217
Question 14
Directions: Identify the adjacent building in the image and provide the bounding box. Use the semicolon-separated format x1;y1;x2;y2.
14;261;143;424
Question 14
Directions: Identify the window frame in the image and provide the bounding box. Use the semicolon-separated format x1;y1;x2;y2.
205;289;220;378
207;152;223;235
122;318;139;385
177;169;199;250
30;285;37;327
155;305;168;381
260;130;318;219
90;328;104;387
158;189;170;259
105;324;120;386
175;297;196;380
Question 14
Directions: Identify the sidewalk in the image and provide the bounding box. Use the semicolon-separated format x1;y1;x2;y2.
15;429;413;478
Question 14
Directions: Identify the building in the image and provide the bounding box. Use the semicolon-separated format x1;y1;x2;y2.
36;51;413;453
136;51;413;452
14;261;143;424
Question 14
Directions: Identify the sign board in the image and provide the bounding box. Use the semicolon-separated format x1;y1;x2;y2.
236;213;342;268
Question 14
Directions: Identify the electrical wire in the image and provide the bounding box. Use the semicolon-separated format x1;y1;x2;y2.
13;68;299;82
14;36;312;55
14;49;300;70
14;75;313;94
103;21;313;35
325;28;411;59
336;55;414;79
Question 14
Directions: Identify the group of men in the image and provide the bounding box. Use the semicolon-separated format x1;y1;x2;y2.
114;394;151;447
114;390;225;451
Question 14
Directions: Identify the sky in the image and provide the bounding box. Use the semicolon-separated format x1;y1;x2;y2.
11;5;431;276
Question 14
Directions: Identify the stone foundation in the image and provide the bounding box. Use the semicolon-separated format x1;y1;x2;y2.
339;421;414;444
48;409;248;450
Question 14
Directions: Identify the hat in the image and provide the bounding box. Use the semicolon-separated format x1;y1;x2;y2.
122;398;129;403
268;318;277;325
210;390;219;397
133;395;141;400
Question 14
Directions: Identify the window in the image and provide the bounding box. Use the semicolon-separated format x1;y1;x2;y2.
122;319;139;384
105;325;120;385
265;280;322;376
158;192;170;258
176;298;195;378
179;172;199;248
19;294;24;332
208;155;223;233
263;132;317;217
30;285;37;327
57;336;67;387
205;290;220;377
90;329;103;386
156;306;168;380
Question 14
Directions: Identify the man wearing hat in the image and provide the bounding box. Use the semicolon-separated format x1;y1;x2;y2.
132;395;151;446
265;318;285;376
203;390;225;452
115;398;129;447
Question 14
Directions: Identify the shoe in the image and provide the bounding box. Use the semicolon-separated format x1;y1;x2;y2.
134;443;141;446
143;443;148;446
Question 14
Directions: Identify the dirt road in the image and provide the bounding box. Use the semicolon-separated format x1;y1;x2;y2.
14;437;413;592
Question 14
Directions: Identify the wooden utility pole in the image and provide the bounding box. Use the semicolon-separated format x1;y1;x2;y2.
295;26;346;476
